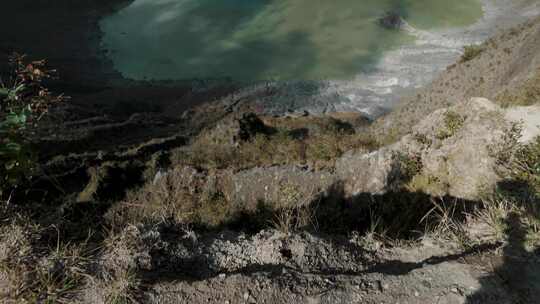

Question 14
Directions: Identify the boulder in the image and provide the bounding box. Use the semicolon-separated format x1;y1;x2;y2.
335;98;540;200
335;147;403;197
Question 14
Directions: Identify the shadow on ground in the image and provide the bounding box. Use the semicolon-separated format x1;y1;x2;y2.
466;213;540;303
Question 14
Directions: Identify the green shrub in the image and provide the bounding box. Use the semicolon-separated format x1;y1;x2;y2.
460;44;485;63
0;53;64;198
490;121;523;169
512;136;540;196
0;107;33;190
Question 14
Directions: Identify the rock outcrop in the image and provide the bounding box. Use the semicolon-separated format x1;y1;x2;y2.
336;97;540;200
189;97;540;204
336;147;401;196
186;97;540;205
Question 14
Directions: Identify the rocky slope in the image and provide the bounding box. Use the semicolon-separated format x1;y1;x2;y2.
372;15;540;143
65;96;538;304
340;98;540;200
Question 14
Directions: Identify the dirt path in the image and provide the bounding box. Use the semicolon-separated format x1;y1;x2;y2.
141;233;537;304
83;226;540;304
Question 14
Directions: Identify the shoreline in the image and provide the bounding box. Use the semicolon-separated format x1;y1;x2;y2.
208;0;540;118
1;0;538;119
113;0;536;118
320;0;540;117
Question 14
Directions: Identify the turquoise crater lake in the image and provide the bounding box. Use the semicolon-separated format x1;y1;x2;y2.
100;0;483;82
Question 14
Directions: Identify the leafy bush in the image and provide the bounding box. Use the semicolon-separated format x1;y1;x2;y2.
0;53;64;198
0;108;33;189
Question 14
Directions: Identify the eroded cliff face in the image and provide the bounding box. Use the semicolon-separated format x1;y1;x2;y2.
20;14;540;212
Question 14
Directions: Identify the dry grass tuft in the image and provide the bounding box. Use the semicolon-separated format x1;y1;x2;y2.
171;115;378;171
81;226;146;304
271;182;319;234
472;194;515;241
436;110;466;140
0;217;92;304
106;166;235;230
101;269;140;304
415;197;472;249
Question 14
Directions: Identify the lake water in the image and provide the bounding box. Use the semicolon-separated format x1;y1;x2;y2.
100;0;483;82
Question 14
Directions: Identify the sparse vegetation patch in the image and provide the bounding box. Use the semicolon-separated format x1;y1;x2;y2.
496;70;540;107
460;44;485;63
172;115;378;171
436;110;466;140
394;151;424;185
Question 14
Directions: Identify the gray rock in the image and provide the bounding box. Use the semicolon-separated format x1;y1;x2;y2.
335;147;402;197
222;166;335;211
335;97;540;200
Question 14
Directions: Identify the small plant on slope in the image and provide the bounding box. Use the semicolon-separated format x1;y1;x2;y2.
0;53;64;199
436;110;466;140
460;44;485;63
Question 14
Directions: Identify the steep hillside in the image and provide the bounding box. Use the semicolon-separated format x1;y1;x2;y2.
373;15;540;143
